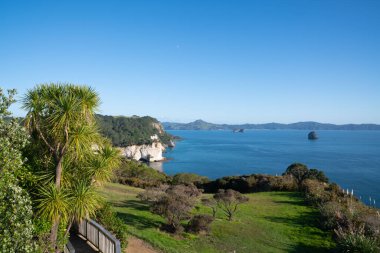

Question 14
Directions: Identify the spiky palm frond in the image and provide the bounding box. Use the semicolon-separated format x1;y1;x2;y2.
68;124;102;161
86;145;121;185
68;181;102;222
37;183;71;222
99;145;121;169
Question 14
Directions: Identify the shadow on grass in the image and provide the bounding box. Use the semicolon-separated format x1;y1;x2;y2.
264;210;320;228
263;193;334;253
114;199;164;230
113;199;151;212
117;211;163;230
288;243;335;253
272;199;307;206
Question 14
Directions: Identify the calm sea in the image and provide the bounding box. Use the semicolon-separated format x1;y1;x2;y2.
151;130;380;207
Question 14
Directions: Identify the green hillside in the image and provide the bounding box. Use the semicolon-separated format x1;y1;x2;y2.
100;183;335;253
96;114;172;146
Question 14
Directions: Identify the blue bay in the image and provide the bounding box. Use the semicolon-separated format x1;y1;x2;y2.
157;130;380;207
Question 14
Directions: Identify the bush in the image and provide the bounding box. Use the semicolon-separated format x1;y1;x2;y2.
336;225;379;253
214;189;249;221
114;159;168;188
319;201;346;230
172;173;209;186
303;179;334;205
201;174;296;193
0;172;36;253
138;184;202;234
186;214;214;234
95;203;128;249
269;175;297;191
283;163;329;190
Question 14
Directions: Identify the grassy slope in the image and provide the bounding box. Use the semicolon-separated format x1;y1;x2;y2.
100;183;335;253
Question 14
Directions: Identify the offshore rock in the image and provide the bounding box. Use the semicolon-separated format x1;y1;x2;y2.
168;140;176;148
308;131;318;140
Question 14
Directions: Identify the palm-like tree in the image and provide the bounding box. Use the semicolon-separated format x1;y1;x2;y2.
23;84;100;188
23;83;120;252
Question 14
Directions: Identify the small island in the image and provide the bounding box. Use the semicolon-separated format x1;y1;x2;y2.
308;131;318;140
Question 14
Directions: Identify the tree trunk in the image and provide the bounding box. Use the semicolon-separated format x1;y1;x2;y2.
51;155;64;252
50;217;60;253
65;218;74;238
55;156;63;188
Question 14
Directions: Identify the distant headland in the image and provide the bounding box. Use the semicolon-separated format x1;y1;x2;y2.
162;119;380;131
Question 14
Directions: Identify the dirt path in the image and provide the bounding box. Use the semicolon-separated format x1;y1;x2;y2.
125;236;159;253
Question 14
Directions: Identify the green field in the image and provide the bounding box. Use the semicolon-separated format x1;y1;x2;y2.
100;183;335;253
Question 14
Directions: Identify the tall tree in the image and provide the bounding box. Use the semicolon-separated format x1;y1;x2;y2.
23;83;120;252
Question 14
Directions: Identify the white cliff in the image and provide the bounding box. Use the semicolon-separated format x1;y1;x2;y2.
119;141;166;162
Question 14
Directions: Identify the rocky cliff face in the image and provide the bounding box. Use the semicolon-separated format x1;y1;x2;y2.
119;141;166;162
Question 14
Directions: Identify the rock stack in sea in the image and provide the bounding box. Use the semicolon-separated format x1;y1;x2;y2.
308;131;318;140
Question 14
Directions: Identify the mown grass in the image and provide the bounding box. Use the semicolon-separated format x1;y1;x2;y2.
100;183;335;253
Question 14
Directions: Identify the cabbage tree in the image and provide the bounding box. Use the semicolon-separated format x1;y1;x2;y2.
23;83;120;252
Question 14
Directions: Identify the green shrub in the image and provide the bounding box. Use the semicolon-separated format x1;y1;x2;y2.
95;203;128;249
319;201;346;230
303;179;333;205
0;172;36;253
268;175;297;191
114;159;168;188
172;173;209;186
186;214;214;234
201;174;296;193
336;228;379;253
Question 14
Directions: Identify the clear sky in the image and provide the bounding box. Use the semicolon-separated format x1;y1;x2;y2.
1;0;379;124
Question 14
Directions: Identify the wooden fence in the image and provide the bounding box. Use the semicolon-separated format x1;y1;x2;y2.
63;241;75;253
78;219;121;253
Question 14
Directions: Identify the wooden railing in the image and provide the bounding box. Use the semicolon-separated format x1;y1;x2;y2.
64;241;75;253
78;219;121;253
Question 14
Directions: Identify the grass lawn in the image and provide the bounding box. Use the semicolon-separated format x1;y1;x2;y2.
100;183;335;253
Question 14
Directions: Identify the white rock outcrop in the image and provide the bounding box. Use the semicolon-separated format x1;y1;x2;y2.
119;142;165;162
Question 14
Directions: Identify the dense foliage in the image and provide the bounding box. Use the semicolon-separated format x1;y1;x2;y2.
172;173;209;185
283;163;328;189
201;174;297;193
303;179;380;252
97;114;172;146
0;88;36;253
0;172;36;253
113;159;169;187
95;203;128;249
186;214;214;234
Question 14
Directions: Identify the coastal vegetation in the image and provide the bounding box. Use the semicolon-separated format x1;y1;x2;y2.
113;158;169;187
97;114;173;146
0;89;36;253
0;84;123;252
1;84;379;252
106;161;380;252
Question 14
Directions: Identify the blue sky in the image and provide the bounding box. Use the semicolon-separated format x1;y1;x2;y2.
0;0;379;124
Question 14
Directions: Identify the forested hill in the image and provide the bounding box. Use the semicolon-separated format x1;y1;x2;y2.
162;120;380;130
96;114;172;146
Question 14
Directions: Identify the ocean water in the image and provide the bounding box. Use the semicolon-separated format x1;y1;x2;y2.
153;130;380;207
